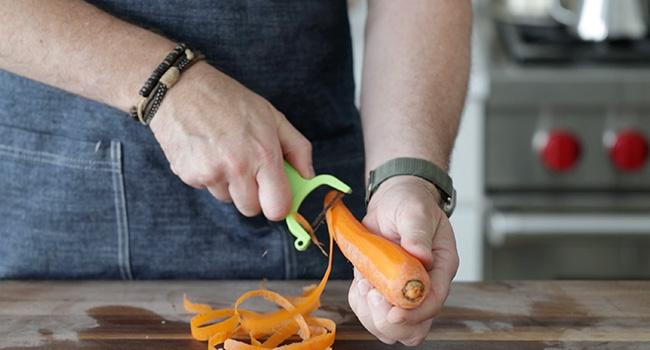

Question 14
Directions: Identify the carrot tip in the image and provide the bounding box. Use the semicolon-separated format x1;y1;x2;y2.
403;280;426;303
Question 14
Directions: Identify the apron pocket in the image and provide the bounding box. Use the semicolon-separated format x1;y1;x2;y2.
0;124;131;279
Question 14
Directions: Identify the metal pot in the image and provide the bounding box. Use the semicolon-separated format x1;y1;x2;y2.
492;0;558;26
492;0;650;41
549;0;650;41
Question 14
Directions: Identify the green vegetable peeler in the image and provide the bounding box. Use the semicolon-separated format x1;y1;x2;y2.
284;160;351;251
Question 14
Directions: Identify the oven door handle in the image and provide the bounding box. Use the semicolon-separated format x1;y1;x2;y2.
488;212;650;247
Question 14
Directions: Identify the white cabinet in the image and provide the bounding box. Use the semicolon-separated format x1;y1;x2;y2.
449;100;485;281
448;25;489;281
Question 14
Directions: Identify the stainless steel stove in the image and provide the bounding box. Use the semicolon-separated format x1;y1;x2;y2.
480;1;650;280
497;20;650;65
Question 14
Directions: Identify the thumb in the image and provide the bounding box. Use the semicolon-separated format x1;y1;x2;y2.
397;209;436;270
276;116;315;179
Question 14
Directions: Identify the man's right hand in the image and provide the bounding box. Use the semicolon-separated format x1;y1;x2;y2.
0;1;315;221
149;61;315;220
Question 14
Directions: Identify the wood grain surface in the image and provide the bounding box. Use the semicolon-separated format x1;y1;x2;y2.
0;280;649;349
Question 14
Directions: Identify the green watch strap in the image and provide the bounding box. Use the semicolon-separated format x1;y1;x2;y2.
366;157;456;217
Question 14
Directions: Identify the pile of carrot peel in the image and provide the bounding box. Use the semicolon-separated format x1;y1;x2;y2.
184;231;336;350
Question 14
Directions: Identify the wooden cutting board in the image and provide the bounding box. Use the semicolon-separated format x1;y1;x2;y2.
0;280;649;349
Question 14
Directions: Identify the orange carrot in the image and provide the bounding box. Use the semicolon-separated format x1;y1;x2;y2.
324;191;430;309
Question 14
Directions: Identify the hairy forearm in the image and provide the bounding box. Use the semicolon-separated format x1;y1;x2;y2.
0;0;176;112
361;0;472;172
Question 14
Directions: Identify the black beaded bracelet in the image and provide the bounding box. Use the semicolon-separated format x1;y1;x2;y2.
139;43;187;98
129;44;204;125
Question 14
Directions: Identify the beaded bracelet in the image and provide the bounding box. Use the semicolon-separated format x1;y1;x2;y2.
139;43;187;98
129;43;204;125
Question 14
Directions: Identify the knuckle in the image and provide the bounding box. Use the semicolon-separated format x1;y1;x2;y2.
270;104;286;119
169;163;179;176
236;201;261;217
451;252;461;271
216;195;233;203
194;166;221;187
254;144;280;168
347;296;364;318
295;137;312;154
347;289;357;308
401;333;427;347
221;152;248;178
374;319;393;335
176;171;201;188
401;199;432;220
238;207;257;217
377;334;397;345
397;322;432;346
174;153;225;187
405;227;431;243
261;201;289;221
232;186;263;217
429;302;445;319
208;187;231;202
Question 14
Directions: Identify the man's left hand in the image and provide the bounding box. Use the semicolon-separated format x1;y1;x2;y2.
347;176;459;346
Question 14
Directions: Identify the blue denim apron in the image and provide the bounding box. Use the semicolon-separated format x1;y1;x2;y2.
0;0;365;280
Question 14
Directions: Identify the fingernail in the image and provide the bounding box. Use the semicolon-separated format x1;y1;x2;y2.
368;289;383;307
308;165;316;178
357;278;372;296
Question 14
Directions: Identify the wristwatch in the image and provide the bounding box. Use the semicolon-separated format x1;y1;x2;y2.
365;157;456;217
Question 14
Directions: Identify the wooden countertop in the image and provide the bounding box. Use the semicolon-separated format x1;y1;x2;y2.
1;280;649;349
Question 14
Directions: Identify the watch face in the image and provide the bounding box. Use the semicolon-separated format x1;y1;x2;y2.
441;188;456;218
365;170;375;206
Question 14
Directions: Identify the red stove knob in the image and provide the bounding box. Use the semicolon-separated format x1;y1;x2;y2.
537;130;581;172
608;130;648;172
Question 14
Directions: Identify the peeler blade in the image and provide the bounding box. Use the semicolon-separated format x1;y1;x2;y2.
310;190;344;234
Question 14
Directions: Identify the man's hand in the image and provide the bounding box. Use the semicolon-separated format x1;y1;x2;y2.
150;61;314;220
348;176;459;346
0;1;316;222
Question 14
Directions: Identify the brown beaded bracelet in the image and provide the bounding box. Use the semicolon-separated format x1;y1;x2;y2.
129;44;204;125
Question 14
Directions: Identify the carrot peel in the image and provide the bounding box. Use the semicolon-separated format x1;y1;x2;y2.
292;212;327;257
185;231;335;350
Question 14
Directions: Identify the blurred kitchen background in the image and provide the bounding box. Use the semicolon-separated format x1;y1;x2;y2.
348;0;650;281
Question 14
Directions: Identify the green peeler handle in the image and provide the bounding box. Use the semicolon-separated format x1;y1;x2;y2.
284;160;351;251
